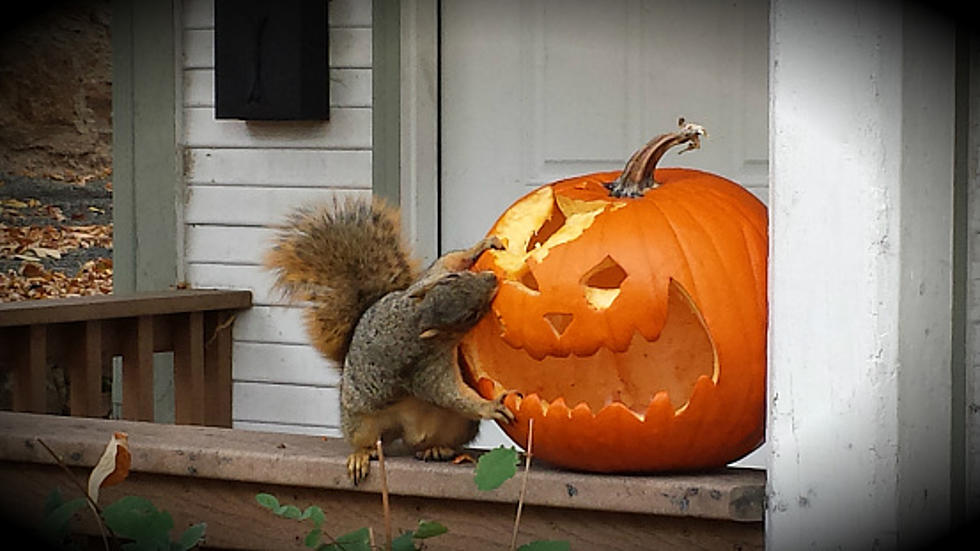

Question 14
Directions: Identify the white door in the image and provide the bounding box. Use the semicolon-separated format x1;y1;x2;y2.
439;0;769;465
440;0;769;251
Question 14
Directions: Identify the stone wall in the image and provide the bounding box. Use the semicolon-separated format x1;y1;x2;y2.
0;0;112;182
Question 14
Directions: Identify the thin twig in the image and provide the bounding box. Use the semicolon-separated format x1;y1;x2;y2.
510;418;534;551
376;439;392;551
204;313;237;348
36;437;113;551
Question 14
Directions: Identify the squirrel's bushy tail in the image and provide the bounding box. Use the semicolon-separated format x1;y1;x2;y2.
264;198;419;365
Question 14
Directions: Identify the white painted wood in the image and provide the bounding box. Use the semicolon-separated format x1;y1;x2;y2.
967;33;980;521
184;68;371;108
398;0;440;266
233;382;340;426
440;0;769;253
182;0;371;30
232;306;310;345
185;148;371;187
183;107;371;148
329;0;372;28
185;186;369;226
768;1;955;548
233;342;340;386
185;225;273;264
177;0;373;441
182;0;212;29
185;263;283;305
181;29;213;68
182;28;371;70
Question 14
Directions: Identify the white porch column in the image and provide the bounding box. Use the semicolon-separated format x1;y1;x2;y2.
768;1;956;549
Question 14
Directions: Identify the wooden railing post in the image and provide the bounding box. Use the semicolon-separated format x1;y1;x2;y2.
68;320;105;418
205;311;233;428
12;325;47;413
174;311;206;424
122;315;155;421
1;289;250;425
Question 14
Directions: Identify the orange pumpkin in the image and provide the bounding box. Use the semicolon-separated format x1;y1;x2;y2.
460;121;767;472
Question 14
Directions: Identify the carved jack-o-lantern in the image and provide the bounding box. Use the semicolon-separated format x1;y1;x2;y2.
460;122;768;472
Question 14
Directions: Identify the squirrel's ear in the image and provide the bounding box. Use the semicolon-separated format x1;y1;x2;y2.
419;328;441;339
408;277;440;300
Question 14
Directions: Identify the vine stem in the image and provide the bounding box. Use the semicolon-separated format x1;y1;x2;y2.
509;417;534;551
605;118;708;198
36;437;113;551
376;439;392;551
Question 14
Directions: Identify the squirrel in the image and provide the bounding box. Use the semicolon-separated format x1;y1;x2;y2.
264;198;514;484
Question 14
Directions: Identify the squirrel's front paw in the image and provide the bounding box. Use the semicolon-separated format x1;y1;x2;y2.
482;394;515;424
346;449;374;485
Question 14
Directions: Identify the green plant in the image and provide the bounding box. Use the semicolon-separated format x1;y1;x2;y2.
43;490;207;551
256;492;447;551
258;420;570;550
38;434;206;551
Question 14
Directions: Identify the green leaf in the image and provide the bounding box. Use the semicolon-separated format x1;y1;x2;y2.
474;447;520;491
281;505;303;519
301;505;325;528
43;487;64;518
255;493;280;511
317;527;371;551
391;531;418;551
304;527;321;548
412;520;448;539
103;496;173;547
517;540;571;551
172;522;207;551
42;497;87;542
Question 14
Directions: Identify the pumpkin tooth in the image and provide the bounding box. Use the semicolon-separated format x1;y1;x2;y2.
674;375;717;416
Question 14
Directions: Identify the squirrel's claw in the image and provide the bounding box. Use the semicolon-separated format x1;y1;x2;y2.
415;446;457;462
485;235;505;251
347;449;374;485
491;394;516;424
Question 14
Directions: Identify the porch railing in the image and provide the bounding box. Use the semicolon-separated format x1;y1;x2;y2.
0;289;252;426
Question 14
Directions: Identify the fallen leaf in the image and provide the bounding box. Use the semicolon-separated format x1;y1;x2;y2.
29;246;62;260
45;206;67;222
14;254;42;263
1;199;29;208
452;453;477;465
87;432;131;504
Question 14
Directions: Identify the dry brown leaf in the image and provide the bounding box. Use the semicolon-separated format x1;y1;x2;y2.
87;431;131;504
29;246;62;259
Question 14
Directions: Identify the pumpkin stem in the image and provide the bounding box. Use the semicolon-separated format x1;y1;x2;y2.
605;118;707;198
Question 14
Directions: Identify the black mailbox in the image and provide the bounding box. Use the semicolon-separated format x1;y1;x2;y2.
214;0;329;120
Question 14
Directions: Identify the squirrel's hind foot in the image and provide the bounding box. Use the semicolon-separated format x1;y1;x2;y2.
415;446;457;462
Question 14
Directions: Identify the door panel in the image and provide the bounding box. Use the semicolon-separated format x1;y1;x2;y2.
440;0;768;251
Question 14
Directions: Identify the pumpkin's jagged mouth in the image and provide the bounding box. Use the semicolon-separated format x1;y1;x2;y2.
460;279;720;419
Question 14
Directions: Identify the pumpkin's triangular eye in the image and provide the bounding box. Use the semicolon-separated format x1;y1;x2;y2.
581;256;627;309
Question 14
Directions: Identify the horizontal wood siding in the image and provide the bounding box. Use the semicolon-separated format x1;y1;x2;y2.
180;0;370;435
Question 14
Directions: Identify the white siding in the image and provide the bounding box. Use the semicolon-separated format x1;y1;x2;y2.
968;36;980;518
180;0;371;435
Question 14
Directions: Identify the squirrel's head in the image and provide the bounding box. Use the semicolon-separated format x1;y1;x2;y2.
415;271;498;339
